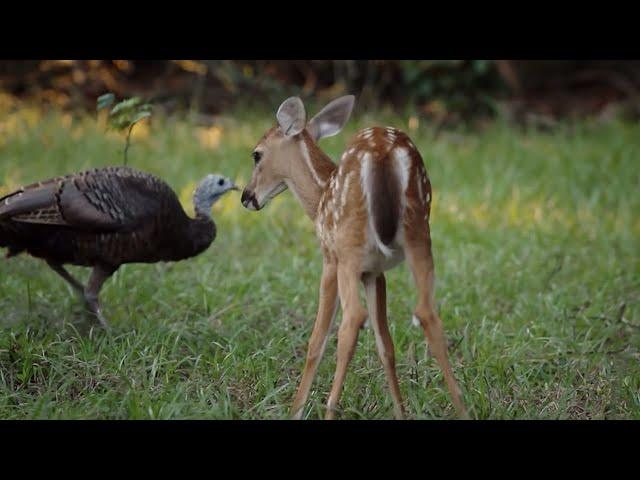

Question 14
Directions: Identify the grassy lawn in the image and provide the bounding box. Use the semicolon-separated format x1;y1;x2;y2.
0;101;639;419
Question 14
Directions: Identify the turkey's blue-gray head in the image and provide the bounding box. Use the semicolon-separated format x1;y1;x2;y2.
193;174;239;217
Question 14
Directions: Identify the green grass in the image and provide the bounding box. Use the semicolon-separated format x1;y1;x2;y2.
0;103;639;419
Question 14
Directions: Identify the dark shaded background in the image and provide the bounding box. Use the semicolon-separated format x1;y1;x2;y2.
1;60;639;125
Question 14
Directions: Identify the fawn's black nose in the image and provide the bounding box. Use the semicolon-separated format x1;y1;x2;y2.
241;189;251;206
241;189;260;211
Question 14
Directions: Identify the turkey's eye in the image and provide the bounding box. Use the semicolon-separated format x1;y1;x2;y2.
252;151;262;164
218;178;225;186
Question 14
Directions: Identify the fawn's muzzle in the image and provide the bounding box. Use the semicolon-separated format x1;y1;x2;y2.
241;189;261;211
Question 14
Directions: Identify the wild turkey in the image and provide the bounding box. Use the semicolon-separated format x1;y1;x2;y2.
0;166;238;328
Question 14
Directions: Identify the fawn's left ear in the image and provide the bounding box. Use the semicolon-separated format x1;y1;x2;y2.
277;97;307;136
307;95;355;141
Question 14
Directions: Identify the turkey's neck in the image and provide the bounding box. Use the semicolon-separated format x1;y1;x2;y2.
184;214;216;258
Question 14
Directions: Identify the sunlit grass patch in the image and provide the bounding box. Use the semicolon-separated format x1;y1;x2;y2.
0;107;638;419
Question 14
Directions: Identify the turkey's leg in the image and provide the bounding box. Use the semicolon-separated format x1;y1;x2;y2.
84;265;116;329
46;261;85;296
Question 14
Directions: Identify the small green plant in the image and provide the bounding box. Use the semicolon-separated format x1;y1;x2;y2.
97;93;153;165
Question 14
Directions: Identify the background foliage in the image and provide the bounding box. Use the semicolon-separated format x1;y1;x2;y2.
2;60;640;125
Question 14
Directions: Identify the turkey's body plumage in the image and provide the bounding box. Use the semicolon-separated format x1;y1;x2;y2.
0;166;215;267
0;166;218;327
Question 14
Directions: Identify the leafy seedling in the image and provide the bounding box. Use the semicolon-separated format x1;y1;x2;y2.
97;93;153;166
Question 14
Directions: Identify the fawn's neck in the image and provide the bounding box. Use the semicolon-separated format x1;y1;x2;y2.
286;131;337;221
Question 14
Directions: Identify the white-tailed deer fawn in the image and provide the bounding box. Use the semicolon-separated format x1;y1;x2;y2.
241;95;467;419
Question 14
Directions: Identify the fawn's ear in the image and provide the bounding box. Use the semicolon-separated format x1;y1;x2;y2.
307;95;355;141
276;97;306;136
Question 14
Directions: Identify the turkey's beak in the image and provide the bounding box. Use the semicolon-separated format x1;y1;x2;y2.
230;183;240;191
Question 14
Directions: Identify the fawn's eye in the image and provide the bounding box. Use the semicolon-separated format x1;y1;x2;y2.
252;151;262;164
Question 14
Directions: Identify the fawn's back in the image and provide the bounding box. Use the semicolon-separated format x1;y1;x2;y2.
316;126;432;274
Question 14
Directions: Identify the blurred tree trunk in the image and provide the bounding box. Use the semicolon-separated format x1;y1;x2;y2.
495;60;523;95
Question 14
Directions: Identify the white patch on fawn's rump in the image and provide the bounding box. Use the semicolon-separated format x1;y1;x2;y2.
360;152;373;202
362;226;405;272
392;147;411;195
365;145;413;267
412;315;421;327
360;152;399;261
360;153;388;257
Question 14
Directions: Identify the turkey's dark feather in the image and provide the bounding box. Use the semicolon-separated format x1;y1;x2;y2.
0;166;215;268
0;185;58;222
2;167;173;232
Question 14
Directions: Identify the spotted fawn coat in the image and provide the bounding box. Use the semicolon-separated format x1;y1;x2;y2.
316;126;432;275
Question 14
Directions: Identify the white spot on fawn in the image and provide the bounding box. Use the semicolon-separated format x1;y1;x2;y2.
361;128;374;140
339;171;354;214
385;127;397;142
416;172;424;205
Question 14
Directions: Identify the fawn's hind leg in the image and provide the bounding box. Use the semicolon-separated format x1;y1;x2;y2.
405;235;467;418
325;262;368;419
363;272;405;419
